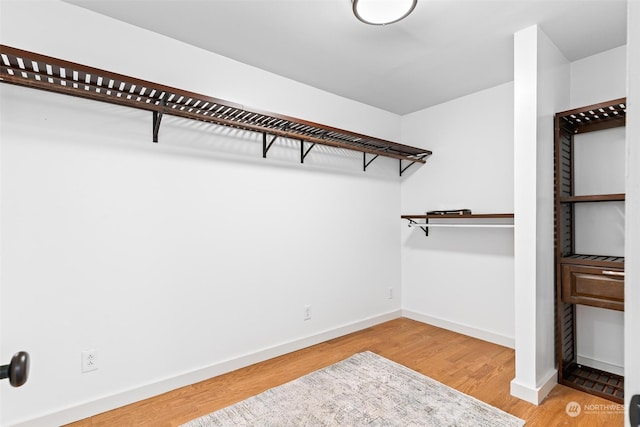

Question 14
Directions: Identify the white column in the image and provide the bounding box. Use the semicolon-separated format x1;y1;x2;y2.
511;25;569;405
625;2;640;426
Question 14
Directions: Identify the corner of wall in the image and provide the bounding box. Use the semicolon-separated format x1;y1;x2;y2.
512;23;569;401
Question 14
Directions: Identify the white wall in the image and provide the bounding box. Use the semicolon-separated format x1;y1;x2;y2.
571;45;627;108
1;2;635;425
570;46;627;376
625;2;640;425
400;82;515;347
0;2;405;425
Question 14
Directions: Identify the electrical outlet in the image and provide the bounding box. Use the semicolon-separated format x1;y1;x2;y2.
304;305;312;321
81;349;99;373
388;287;393;299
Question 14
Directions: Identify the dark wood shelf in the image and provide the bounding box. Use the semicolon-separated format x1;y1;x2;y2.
560;193;625;203
563;363;624;403
0;44;431;174
402;213;514;236
401;213;514;220
556;98;626;134
561;254;624;268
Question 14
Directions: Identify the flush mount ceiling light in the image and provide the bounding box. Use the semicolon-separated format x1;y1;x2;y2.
352;0;417;25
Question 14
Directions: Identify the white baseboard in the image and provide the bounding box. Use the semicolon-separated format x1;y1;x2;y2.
12;310;402;427
402;309;515;349
510;369;557;405
576;356;624;376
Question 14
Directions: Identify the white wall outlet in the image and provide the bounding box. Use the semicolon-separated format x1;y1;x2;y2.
81;349;99;373
304;305;312;321
388;287;393;299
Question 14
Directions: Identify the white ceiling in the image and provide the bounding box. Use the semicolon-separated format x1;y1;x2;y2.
62;0;628;115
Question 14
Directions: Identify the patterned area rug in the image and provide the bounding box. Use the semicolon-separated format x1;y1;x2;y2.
181;351;525;426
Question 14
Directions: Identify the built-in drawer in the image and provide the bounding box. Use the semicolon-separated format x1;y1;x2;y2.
561;264;624;311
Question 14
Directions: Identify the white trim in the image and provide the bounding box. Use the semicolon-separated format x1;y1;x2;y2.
510;369;557;406
402;309;515;349
11;310;402;427
576;356;624;377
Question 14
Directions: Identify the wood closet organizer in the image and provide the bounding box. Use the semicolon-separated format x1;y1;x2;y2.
0;45;431;175
554;97;626;403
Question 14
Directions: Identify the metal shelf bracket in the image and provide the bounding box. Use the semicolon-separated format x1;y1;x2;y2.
152;99;166;143
363;153;379;172
399;154;429;176
301;140;315;163
263;133;279;158
408;218;429;236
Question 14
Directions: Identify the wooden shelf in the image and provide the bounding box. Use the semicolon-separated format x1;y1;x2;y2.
556;98;626;134
402;213;514;236
0;44;431;175
561;254;624;268
560;193;625;203
401;213;514;220
562;363;624;403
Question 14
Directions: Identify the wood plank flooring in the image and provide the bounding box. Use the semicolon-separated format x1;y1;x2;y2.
66;318;624;426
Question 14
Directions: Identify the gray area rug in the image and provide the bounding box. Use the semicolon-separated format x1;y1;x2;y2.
181;351;525;426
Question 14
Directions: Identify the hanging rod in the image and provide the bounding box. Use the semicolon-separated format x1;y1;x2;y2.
0;45;432;173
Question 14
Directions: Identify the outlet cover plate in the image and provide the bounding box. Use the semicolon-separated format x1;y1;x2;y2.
81;349;99;373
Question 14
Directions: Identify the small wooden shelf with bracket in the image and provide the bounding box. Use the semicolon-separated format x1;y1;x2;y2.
401;213;514;236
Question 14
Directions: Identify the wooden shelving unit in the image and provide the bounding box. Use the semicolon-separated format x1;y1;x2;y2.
0;45;431;175
554;97;627;403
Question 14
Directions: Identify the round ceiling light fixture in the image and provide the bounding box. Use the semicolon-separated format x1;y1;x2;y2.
352;0;417;25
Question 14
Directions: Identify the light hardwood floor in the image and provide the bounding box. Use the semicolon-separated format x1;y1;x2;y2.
66;318;624;426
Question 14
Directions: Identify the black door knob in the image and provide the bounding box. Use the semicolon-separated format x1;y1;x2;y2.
631;394;640;427
0;351;30;387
